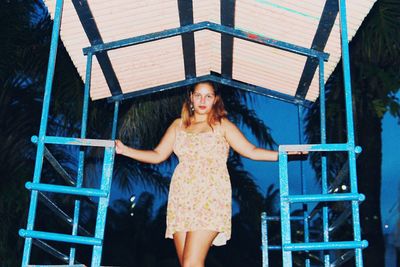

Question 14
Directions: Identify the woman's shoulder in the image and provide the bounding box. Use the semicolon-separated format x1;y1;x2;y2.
219;117;237;135
171;118;183;129
220;117;235;128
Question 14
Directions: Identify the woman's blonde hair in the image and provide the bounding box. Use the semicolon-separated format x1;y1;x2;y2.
181;82;227;128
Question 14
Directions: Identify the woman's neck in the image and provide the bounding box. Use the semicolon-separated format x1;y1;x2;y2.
192;114;208;123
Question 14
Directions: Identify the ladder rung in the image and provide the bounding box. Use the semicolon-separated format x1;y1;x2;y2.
32;135;115;147
26;182;108;197
268;245;281;250
284;193;365;203
279;143;350;152
265;216;303;221
19;229;102;246
283;240;368;251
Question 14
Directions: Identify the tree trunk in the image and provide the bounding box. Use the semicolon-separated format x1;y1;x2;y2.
356;106;385;266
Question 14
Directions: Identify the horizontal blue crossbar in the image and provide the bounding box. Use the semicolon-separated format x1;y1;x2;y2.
268;245;282;250
284;193;365;203
279;143;352;152
283;240;368;251
83;21;329;60
266;216;303;221
31;135;115;147
26;182;108;197
109;74;310;106
19;229;102;246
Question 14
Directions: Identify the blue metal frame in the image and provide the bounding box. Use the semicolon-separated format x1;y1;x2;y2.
261;212;269;267
20;0;367;266
83;21;329;61
111;100;120;140
319;56;330;267
276;1;367;266
338;0;364;265
20;5;117;264
108;74;313;107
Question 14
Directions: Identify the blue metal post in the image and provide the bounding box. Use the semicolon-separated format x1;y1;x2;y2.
91;146;115;266
69;52;93;264
319;57;330;266
261;212;269;267
338;0;364;265
297;105;310;267
21;0;64;265
279;151;292;267
111;100;120;140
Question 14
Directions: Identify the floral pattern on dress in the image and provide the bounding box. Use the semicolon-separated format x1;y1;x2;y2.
165;125;231;246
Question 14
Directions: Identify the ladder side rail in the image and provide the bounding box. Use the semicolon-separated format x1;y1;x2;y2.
338;0;365;266
111;101;120;140
21;0;64;265
91;147;115;267
279;151;292;267
297;104;311;267
320;55;331;267
70;51;93;264
261;212;269;267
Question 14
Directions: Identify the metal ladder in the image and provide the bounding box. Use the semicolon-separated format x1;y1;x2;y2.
18;1;119;265
19;137;115;267
262;1;369;266
277;0;369;264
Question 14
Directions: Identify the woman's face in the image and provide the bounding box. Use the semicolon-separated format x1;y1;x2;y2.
191;83;216;115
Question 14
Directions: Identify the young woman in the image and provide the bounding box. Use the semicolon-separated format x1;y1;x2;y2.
115;82;303;267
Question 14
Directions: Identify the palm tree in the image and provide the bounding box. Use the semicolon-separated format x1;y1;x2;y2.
304;1;400;265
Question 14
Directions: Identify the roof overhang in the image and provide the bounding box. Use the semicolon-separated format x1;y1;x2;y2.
44;0;377;104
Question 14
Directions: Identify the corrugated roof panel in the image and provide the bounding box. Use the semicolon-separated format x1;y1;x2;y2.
233;38;307;95
90;0;180;42
90;57;112;100
195;31;221;76
107;36;185;97
235;0;323;48
43;0;377;102
193;0;220;24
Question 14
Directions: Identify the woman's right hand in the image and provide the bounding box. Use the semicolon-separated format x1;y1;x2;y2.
115;140;126;155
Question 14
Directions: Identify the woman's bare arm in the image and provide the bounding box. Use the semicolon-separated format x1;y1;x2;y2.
115;119;180;164
222;119;306;161
222;119;278;161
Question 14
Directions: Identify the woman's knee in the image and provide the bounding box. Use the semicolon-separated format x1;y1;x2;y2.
182;255;203;267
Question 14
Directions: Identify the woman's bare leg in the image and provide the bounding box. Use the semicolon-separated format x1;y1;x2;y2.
182;230;218;267
173;231;187;266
